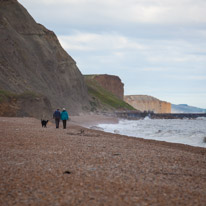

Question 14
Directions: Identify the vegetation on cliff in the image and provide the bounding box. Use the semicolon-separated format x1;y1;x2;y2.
84;75;135;112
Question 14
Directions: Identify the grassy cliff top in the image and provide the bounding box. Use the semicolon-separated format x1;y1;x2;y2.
84;75;135;111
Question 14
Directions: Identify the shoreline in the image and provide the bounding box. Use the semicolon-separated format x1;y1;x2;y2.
69;114;119;127
0;116;206;205
71;114;206;149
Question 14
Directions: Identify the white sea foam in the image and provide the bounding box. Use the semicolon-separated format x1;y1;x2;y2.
97;117;206;148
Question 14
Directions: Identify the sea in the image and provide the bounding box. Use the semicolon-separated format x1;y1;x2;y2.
96;117;206;148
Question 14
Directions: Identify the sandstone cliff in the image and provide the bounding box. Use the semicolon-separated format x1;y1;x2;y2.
124;95;171;113
90;74;124;100
0;0;89;116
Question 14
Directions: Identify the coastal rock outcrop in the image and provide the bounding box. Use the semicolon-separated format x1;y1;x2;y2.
90;74;124;100
124;95;171;113
0;0;89;116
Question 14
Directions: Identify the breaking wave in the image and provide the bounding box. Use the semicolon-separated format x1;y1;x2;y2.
96;117;206;148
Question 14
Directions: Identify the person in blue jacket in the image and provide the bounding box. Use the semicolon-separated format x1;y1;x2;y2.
53;108;61;128
61;108;69;129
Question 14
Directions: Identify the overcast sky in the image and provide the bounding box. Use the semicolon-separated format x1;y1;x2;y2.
18;0;206;108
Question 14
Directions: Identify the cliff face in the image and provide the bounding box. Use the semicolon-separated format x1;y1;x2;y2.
84;75;134;112
0;0;89;116
0;91;53;119
91;74;124;100
124;95;171;113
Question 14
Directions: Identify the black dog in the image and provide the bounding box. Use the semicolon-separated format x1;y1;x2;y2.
41;119;49;128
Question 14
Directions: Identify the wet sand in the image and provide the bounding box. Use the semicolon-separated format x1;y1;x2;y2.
0;116;206;206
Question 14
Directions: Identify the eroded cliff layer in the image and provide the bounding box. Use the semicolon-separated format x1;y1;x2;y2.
90;74;124;100
124;95;171;113
0;0;89;115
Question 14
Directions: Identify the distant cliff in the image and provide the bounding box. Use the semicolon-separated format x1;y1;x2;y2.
172;104;206;113
124;95;171;113
89;74;124;100
0;0;89;117
84;75;134;112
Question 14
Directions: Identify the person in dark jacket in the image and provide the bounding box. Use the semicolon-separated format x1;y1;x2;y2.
53;109;61;128
61;108;69;129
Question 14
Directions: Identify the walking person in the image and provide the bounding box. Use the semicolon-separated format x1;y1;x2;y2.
53;108;61;128
61;108;69;129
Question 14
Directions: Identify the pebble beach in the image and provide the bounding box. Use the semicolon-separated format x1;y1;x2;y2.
0;116;206;206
